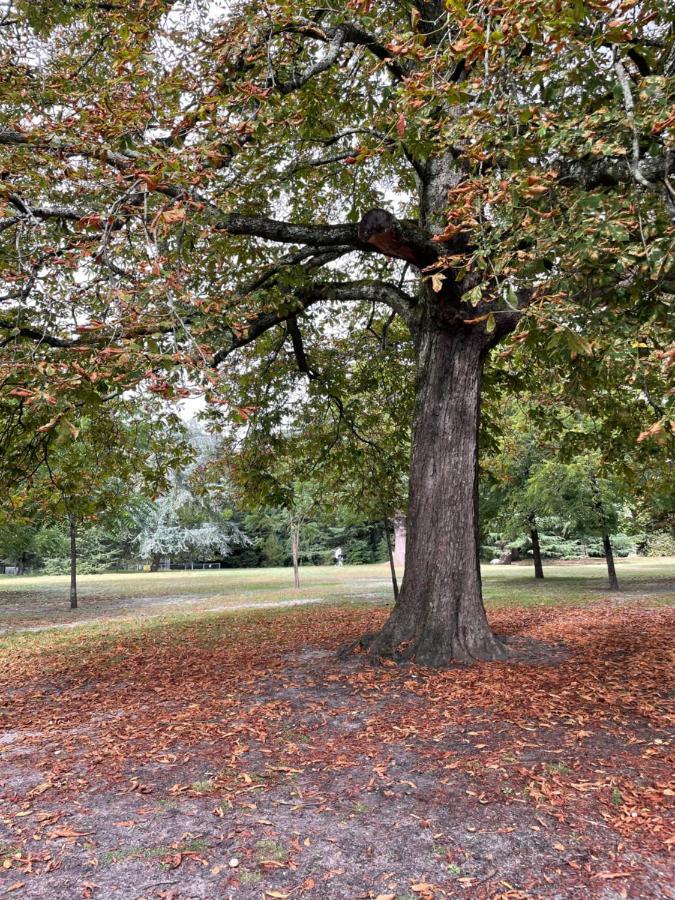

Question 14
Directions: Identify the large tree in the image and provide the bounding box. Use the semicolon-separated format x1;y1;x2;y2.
0;1;672;662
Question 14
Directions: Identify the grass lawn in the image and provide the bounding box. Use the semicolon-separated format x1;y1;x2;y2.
0;559;673;898
0;556;672;634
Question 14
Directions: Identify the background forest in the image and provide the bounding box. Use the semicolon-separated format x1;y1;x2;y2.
2;404;672;577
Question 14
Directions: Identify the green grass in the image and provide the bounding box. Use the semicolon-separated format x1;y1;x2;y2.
0;564;383;600
0;563;396;632
2;556;672;601
98;836;207;867
254;838;288;864
0;558;671;645
190;778;216;794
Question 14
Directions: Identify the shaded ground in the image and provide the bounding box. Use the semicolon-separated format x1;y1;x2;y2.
1;590;673;899
0;599;328;637
0;565;396;632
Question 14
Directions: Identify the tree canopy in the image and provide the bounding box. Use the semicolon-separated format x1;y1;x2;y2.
0;0;672;662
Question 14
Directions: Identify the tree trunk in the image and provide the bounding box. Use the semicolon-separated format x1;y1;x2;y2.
384;521;399;602
69;513;78;610
530;520;544;579
367;326;507;665
290;519;300;589
603;532;620;591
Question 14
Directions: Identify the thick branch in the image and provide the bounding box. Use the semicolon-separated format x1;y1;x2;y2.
215;214;362;248
276;26;347;94
241;246;353;294
213;278;415;365
357;208;438;267
613;55;652;189
6;194;89;222
0;318;73;348
554;153;670;191
0;129;136;173
329;279;415;323
287;314;315;378
281;21;409;82
1;131;440;262
222;210;437;266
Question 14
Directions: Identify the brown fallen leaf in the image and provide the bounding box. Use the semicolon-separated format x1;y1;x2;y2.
47;827;94;841
594;872;635;879
27;782;52;797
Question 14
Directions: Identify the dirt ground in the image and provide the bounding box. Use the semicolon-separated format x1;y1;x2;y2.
1;601;673;899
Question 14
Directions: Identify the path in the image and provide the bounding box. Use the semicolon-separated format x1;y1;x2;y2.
0;597;329;637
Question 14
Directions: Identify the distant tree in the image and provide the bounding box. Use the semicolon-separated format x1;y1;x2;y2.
260;531;285;568
8;402;188;607
136;482;248;568
135;423;248;568
0;521;38;574
525;454;626;590
482;420;548;578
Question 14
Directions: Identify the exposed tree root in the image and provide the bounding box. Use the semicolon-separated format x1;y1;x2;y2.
337;625;515;667
336;632;377;661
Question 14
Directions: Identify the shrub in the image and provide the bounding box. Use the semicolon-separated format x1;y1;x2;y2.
643;532;675;557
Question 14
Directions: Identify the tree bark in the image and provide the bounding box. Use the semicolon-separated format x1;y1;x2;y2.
290;518;301;589
366;326;508;665
384;521;399;602
69;513;78;610
603;532;620;591
530;519;544;579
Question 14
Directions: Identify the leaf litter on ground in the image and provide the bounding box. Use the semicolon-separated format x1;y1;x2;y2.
0;600;673;898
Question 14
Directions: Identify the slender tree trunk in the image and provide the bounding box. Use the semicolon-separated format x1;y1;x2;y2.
529;517;544;579
589;472;620;591
290;519;300;589
384;521;399;602
603;532;620;591
69;513;78;610
367;326;507;665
